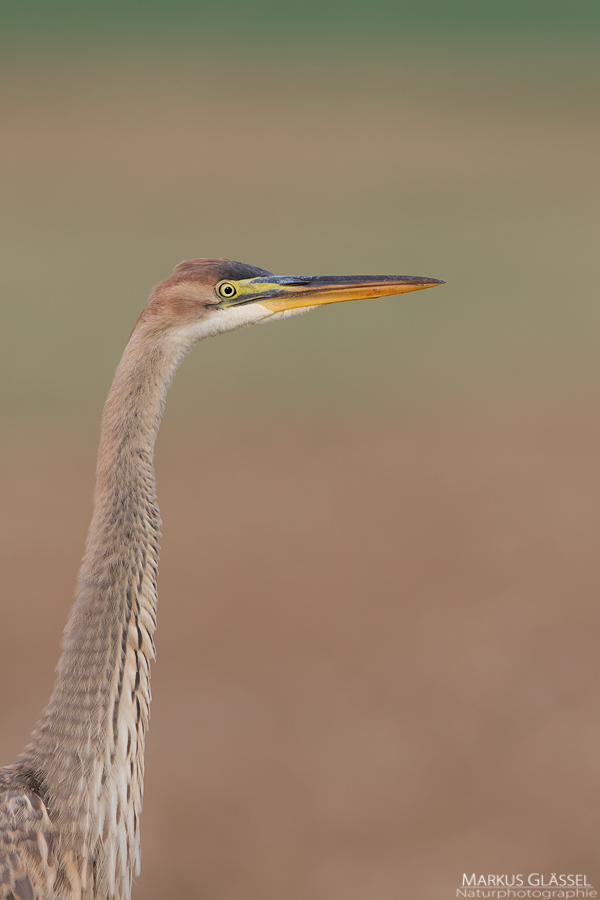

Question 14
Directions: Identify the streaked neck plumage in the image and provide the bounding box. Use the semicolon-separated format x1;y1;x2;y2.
20;322;196;899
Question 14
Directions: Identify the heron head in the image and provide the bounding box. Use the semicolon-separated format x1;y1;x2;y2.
140;257;444;338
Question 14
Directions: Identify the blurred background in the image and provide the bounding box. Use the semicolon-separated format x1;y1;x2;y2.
1;1;599;897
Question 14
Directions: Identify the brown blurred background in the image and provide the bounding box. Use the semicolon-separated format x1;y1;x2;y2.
1;2;599;897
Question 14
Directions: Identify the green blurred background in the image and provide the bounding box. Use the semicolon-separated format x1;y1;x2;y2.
1;2;599;898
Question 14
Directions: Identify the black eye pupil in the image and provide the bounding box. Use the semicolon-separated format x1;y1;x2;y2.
222;284;234;296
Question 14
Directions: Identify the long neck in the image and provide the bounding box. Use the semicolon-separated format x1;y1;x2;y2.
23;323;191;897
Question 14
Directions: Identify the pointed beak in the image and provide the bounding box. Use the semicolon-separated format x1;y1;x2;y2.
220;274;445;312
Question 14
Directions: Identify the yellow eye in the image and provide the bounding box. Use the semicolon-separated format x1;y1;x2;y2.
216;281;238;300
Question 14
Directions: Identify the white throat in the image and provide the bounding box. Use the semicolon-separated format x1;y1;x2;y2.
180;302;318;343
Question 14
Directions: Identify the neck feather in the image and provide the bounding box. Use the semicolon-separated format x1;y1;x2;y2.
21;322;193;898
